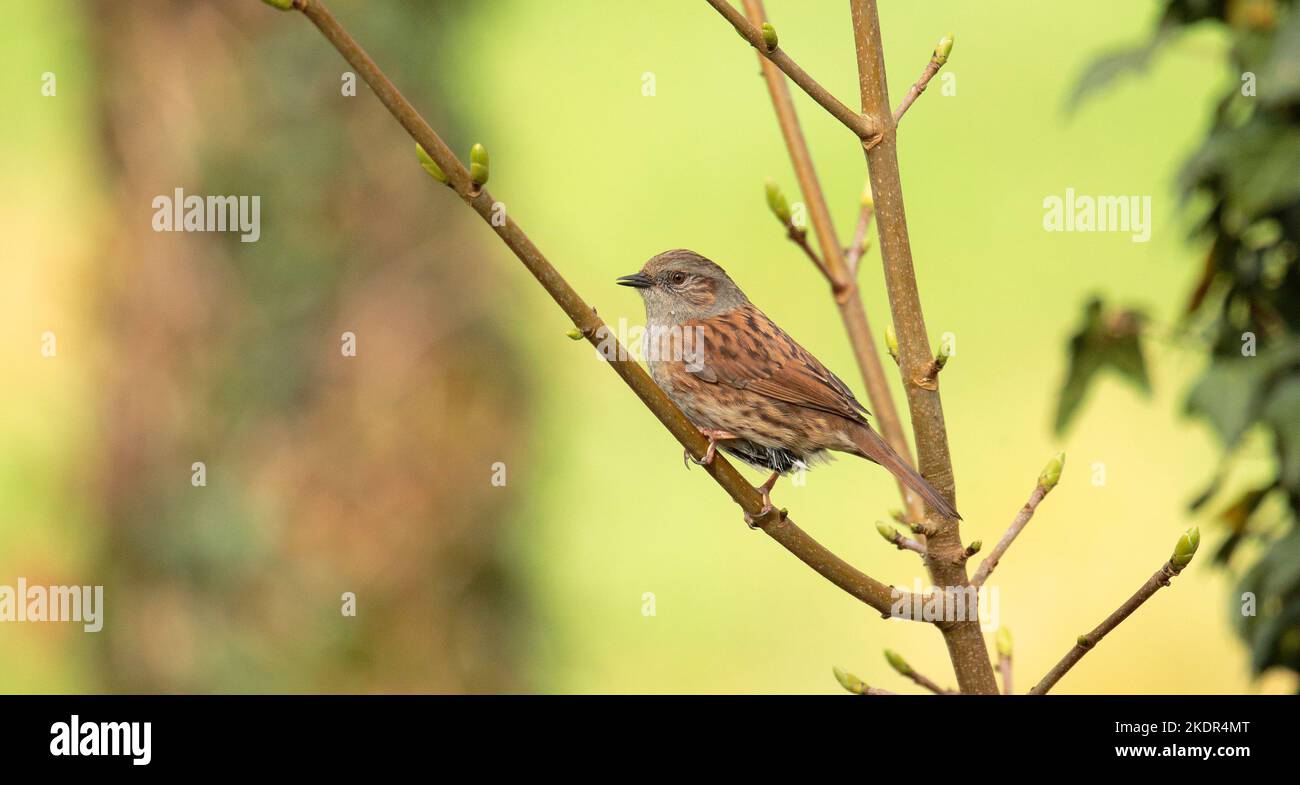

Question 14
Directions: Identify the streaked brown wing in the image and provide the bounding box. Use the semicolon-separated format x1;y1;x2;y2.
686;305;869;422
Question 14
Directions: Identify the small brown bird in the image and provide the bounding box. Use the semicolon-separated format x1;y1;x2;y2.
619;248;959;525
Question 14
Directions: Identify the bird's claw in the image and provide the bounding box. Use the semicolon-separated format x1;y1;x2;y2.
743;502;775;530
684;444;716;468
744;472;782;529
684;430;731;469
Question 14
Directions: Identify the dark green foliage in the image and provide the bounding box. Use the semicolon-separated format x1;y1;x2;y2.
1054;298;1151;435
1067;0;1300;683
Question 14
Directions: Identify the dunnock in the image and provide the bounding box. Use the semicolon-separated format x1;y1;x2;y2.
619;248;959;525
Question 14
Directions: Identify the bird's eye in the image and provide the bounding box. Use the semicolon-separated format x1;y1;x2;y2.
669;271;688;285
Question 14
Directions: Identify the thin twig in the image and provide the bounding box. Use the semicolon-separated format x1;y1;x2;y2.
703;0;881;144
786;225;827;275
908;672;951;695
740;0;920;522
850;0;996;695
877;523;925;555
1028;558;1192;695
834;666;898;695
998;652;1012;695
272;0;921;621
893;35;952;124
885;650;952;695
844;197;875;278
972;454;1063;588
974;488;1045;588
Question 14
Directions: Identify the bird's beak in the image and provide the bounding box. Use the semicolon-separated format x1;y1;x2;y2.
616;272;653;289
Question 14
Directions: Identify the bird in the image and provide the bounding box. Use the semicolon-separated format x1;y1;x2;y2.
618;248;960;526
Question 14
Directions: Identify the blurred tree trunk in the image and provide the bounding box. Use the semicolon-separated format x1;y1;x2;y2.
88;0;529;692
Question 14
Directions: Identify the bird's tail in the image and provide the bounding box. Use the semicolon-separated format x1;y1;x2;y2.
851;426;961;520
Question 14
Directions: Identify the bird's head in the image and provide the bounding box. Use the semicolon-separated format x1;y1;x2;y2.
618;249;748;322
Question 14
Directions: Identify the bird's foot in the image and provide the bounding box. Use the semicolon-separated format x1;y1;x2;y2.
684;428;738;468
743;471;782;529
743;502;774;530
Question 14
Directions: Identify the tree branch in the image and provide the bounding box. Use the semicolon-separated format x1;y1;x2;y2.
268;0;919;620
1028;529;1201;695
844;189;875;279
884;649;952;695
703;0;881;144
971;453;1064;588
995;627;1013;695
742;0;920;521
849;0;998;695
876;522;926;555
833;666;897;695
893;35;953;124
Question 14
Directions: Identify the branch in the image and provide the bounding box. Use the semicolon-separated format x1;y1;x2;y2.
742;0;921;521
703;0;881;144
893;35;953;124
884;649;953;695
912;342;953;391
833;666;897;696
1028;528;1202;695
995;627;1013;695
850;0;997;695
763;180;828;277
844;186;875;278
971;453;1065;587
876;522;925;555
267;0;919;620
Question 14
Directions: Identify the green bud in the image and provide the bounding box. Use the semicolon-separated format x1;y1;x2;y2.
883;649;912;676
885;324;899;362
967;540;982;555
761;22;779;51
1077;634;1090;647
832;666;865;695
1038;451;1065;492
934;34;954;66
934;341;953;369
1171;526;1200;569
261;0;295;10
469;143;490;187
875;522;898;543
416;143;448;184
996;627;1013;657
565;328;584;341
764;179;792;224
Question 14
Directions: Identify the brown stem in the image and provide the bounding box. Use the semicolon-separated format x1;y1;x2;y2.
741;0;920;521
893;52;947;124
786;225;828;276
844;199;875;278
1028;561;1188;695
703;0;880;144
277;0;918;621
998;653;1013;695
881;526;926;555
907;669;952;696
972;484;1050;587
850;0;997;695
887;652;953;694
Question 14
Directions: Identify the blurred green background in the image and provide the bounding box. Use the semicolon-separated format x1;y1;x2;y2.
0;0;1292;693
